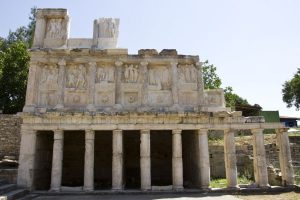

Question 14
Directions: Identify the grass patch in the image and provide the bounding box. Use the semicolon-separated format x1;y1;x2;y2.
210;176;253;188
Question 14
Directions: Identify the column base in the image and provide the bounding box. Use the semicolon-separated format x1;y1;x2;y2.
111;188;124;191
172;186;184;191
23;105;36;112
49;188;61;192
259;185;271;189
226;186;240;190
83;187;94;192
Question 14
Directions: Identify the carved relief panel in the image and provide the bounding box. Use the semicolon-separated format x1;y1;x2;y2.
178;64;198;105
64;64;88;106
95;64;115;107
43;16;69;48
46;18;66;39
121;64;142;107
148;66;172;106
38;64;59;107
178;64;198;84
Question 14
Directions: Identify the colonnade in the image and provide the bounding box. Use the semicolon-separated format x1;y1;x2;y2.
18;128;295;191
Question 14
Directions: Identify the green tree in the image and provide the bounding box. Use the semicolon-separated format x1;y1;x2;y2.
282;68;300;110
0;42;30;113
202;60;222;89
0;7;36;113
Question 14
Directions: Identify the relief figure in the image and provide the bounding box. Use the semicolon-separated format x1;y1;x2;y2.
46;18;64;39
124;64;139;83
66;64;87;89
96;66;114;83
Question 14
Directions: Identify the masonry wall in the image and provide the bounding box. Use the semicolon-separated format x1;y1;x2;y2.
0;115;21;159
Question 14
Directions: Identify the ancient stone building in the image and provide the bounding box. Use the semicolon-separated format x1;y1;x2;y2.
17;9;295;191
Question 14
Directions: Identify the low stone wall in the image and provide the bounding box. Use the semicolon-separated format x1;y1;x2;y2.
0;169;18;184
0;115;21;159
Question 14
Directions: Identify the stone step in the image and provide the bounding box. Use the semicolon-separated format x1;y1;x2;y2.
0;184;17;195
2;188;29;200
0;179;8;186
16;194;38;200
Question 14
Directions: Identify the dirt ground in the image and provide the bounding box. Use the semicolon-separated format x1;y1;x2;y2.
236;191;300;200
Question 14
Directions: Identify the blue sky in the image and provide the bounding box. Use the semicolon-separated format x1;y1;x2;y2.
1;0;300;117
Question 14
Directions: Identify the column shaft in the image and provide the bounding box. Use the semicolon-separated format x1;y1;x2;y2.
50;130;64;191
252;129;269;188
277;129;294;186
172;130;183;190
84;130;95;191
197;129;210;189
224;129;238;188
140;130;151;190
112;130;123;190
17;128;37;189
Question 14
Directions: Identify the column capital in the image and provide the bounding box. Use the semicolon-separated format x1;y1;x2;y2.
198;129;208;135
20;129;36;135
140;61;148;67
170;61;178;66
85;130;95;140
141;129;150;134
53;130;64;140
172;129;182;134
251;128;264;134
277;128;289;133
88;61;97;67
58;59;66;66
113;129;122;134
223;129;236;133
115;61;123;67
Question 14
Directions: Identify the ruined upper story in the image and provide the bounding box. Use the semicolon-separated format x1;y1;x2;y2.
23;8;227;114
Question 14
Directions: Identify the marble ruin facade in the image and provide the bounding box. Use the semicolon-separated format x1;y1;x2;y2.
17;9;295;191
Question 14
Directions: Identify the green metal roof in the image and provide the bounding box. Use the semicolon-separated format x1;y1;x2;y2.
259;111;280;123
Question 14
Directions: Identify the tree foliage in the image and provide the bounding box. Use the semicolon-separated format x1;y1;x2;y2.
0;8;36;113
282;68;300;110
202;60;222;89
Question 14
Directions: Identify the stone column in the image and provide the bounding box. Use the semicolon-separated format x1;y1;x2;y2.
17;128;37;190
172;129;183;190
276;128;294;186
84;130;95;191
196;62;204;105
197;129;210;189
50;130;64;191
140;130;151;190
112;130;123;190
252;129;269;188
87;62;97;111
23;62;38;112
55;59;66;110
224;129;238;188
140;62;149;107
171;62;179;106
114;61;123;109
